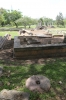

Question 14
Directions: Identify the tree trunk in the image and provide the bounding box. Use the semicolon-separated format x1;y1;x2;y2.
14;22;18;28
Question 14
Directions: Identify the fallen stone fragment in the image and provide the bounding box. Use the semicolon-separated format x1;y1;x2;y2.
0;89;29;100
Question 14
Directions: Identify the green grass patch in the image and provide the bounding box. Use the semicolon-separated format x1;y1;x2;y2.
0;58;66;100
0;31;18;38
49;28;66;35
49;27;66;31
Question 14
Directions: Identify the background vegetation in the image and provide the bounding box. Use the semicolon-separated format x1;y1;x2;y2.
0;7;66;28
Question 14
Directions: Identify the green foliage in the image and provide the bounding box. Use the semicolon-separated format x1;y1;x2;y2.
0;14;5;26
43;17;53;26
56;12;64;27
38;17;54;26
64;18;66;27
0;8;6;26
38;17;44;25
0;8;22;27
0;31;18;38
15;16;38;28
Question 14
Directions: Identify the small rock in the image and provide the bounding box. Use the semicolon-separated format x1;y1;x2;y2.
58;81;62;84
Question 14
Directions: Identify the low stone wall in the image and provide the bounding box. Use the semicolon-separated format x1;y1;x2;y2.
3;39;14;49
13;36;66;59
14;45;66;59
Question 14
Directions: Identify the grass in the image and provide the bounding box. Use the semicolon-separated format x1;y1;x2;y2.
50;27;66;31
0;25;36;38
47;28;66;35
0;25;36;29
0;27;66;38
0;58;66;100
0;31;18;38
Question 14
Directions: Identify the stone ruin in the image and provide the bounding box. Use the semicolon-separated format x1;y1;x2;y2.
19;29;33;36
0;34;13;49
15;34;65;45
0;89;29;100
13;33;66;59
4;33;11;40
36;21;47;30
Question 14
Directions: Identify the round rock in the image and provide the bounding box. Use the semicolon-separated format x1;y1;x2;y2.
26;75;51;92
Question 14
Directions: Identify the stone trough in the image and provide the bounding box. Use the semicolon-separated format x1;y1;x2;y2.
13;34;66;59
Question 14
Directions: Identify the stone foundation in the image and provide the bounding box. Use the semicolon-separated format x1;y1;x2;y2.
13;36;66;59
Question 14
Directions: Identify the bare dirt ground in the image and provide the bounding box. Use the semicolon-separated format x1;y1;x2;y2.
0;48;48;65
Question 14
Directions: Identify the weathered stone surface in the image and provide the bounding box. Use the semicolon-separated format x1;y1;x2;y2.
4;33;12;40
0;89;29;100
14;36;66;59
26;75;51;92
0;66;3;77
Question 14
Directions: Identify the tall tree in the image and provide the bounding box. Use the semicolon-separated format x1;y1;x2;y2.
64;18;66;26
56;12;64;27
38;18;44;25
0;8;6;26
6;10;22;27
0;14;5;26
43;18;53;26
0;8;22;27
15;16;38;28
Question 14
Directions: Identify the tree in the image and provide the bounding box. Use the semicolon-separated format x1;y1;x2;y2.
0;15;5;26
4;10;22;27
15;17;27;28
0;8;7;26
43;18;53;26
0;8;22;27
63;18;66;26
15;16;38;28
56;12;64;27
38;17;53;26
38;18;44;25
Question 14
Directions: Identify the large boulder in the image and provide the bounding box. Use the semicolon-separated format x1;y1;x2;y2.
0;89;29;100
26;75;51;92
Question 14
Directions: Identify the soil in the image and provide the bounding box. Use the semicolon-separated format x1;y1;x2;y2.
0;47;48;65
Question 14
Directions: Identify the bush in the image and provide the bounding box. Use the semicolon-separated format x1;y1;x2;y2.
58;25;65;28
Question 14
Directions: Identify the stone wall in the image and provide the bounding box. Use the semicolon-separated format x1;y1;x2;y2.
14;43;66;59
